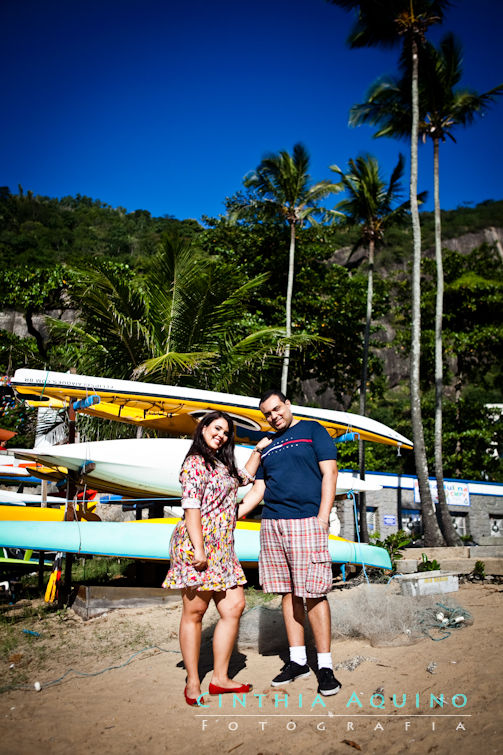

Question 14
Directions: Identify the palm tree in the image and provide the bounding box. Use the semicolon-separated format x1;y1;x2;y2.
328;153;413;541
348;33;502;544
230;143;339;393
328;0;448;546
49;233;307;406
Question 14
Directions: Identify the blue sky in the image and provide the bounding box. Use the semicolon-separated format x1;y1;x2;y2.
1;0;502;222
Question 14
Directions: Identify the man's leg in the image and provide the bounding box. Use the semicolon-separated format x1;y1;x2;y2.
306;596;341;696
282;592;306;646
305;596;331;653
260;520;310;686
269;592;311;686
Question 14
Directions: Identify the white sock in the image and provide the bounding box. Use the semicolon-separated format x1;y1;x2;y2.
290;646;307;666
317;652;333;670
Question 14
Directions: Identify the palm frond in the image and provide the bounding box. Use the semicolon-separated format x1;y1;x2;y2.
132;350;218;381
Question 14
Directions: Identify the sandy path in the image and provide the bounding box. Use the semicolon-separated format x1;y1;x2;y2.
0;582;501;755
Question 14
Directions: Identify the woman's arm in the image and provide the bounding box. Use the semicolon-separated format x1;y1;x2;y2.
237;479;266;520
184;508;208;571
180;455;208;570
243;436;272;477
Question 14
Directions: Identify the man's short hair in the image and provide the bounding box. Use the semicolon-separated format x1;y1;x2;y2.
259;388;287;408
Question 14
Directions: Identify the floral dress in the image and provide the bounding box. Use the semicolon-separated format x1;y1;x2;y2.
162;454;253;591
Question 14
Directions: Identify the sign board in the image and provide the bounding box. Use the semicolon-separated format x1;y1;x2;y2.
413;479;470;507
383;515;397;526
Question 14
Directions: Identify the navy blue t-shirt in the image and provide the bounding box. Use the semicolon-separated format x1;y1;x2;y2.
256;420;337;519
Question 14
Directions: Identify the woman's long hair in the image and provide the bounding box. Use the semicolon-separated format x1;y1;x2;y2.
186;411;242;480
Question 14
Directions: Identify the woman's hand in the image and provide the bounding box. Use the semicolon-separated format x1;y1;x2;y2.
192;547;208;571
254;437;272;454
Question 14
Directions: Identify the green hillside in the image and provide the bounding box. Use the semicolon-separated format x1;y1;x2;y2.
0;188;501;481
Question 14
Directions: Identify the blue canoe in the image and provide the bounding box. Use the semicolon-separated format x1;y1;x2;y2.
0;519;391;570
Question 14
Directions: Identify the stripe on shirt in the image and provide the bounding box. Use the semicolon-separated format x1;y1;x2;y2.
261;438;313;460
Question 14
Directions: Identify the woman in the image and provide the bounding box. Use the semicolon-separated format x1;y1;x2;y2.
162;411;271;706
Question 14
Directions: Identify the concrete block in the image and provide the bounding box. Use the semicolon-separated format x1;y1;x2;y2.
436;558;503;575
396;559;419;574
394;571;459;597
473;558;503;576
402;547;469;560
434;559;474;574
477;537;503;546
239;605;292;654
72;585;181;620
470;546;503;558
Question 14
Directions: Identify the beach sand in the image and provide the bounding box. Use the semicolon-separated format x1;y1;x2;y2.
0;581;501;755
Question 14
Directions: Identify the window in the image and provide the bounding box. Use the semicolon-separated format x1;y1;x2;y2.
489;514;503;537
401;508;422;537
366;506;377;533
450;513;467;537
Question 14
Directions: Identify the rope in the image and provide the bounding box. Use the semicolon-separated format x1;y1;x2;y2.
47;496;183;505
349;490;370;585
417;601;472;641
39;369;50;401
0;645;180;694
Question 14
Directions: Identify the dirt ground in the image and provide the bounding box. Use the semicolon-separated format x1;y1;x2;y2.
0;581;501;755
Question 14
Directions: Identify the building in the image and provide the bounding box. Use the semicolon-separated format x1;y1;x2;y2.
338;472;503;545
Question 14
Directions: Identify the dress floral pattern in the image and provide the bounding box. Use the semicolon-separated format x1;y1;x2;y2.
162;454;253;591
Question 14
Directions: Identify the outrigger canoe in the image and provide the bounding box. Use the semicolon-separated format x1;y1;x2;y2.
0;519;392;570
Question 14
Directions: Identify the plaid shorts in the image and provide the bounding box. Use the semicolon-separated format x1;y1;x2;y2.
259;517;332;598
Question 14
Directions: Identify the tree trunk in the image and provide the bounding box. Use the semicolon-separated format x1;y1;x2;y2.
409;37;445;546
358;239;374;543
433;137;463;545
281;221;296;394
25;308;47;359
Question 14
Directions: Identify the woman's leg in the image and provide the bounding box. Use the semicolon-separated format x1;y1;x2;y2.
180;588;212;698
210;585;246;687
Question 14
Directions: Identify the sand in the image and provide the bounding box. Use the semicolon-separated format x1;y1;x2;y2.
0;581;501;755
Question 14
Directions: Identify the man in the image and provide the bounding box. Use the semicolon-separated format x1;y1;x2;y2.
239;389;341;696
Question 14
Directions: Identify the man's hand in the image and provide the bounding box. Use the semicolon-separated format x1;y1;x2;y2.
317;516;330;532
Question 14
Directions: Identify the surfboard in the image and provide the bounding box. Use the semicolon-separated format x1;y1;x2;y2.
0;464;32;478
11;369;413;449
0;504;66;522
0;556;53;568
0;458;50;485
0;490;64;506
0;520;392;570
9;438;383;499
1;545;53;568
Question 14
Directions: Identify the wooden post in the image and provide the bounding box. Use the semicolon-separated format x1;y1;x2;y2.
38;481;48;593
59;400;76;607
38;551;45;593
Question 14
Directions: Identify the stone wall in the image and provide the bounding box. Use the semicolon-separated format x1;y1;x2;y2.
0;309;78;341
338;477;503;545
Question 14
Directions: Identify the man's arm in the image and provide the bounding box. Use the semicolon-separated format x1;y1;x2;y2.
317;459;338;529
238;479;266;519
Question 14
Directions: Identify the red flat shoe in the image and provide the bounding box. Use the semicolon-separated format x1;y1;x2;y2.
184;687;205;706
209;682;253;695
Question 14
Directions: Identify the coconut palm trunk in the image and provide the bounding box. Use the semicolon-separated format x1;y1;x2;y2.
358;236;374;542
281;220;296;394
235;143;338;396
409;37;445;546
433;137;463;545
346;28;502;544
